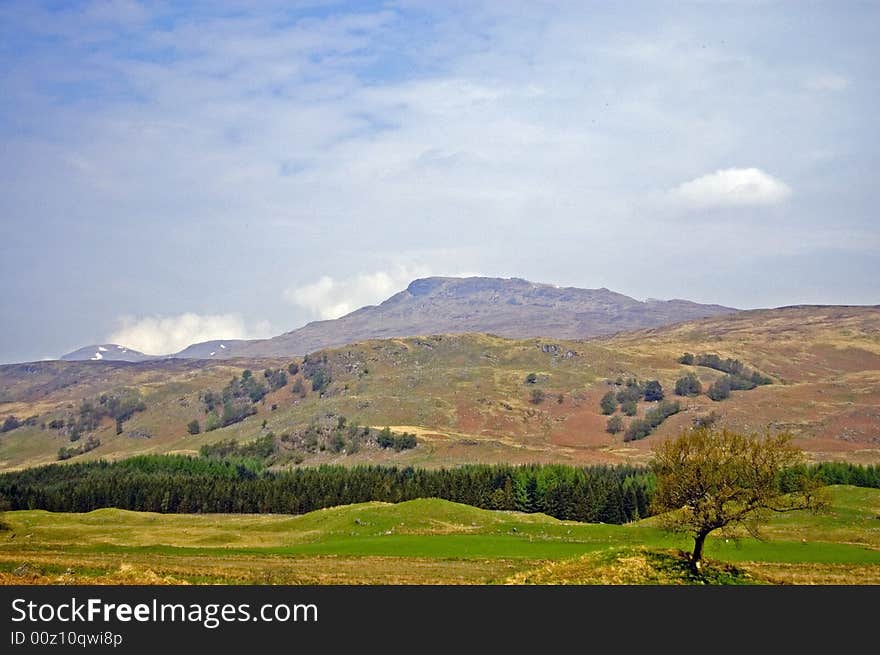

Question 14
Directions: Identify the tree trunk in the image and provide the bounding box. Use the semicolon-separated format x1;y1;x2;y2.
691;532;707;574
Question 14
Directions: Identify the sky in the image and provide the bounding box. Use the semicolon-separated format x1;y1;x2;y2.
1;1;878;362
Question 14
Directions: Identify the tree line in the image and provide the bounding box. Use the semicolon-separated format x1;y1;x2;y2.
1;455;875;523
677;353;773;401
0;457;653;523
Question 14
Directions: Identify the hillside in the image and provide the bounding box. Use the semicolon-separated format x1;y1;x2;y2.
3;305;879;471
60;277;736;361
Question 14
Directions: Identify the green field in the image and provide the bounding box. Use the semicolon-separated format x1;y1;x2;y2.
1;486;878;585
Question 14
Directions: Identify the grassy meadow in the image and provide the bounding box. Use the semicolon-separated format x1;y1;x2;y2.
1;485;877;585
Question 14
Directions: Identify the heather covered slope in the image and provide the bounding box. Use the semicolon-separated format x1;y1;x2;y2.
2;305;879;471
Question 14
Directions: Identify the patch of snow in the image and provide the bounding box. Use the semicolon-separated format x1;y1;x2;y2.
209;352;216;356
219;344;226;349
116;345;124;350
98;346;108;352
91;351;103;360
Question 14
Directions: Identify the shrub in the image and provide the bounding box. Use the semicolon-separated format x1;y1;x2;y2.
309;368;331;394
205;412;221;432
291;378;305;397
221;400;257;427
377;427;418;451
525;373;538;384
1;416;21;433
57;436;101;461
643;380;664;402
187;420;201;435
624;419;651;442
678;353;695;365
530;389;546;404
600;391;617;415
707;376;732;401
645;400;680;428
623;400;680;442
674;373;702;397
621;400;638;416
606;415;624;434
263;368;288;391
616;385;642;404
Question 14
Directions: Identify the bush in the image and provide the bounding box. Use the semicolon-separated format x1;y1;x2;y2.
643;380;664;402
623;400;680;442
525;373;538;384
377;427;418;451
707;377;731;401
287;362;300;375
696;354;743;375
674;373;702;397
309;368;331;394
187;420;201;435
57;436;101;461
291;378;305;397
302;354;332;394
606;415;624;434
263;368;288;391
624;419;651;442
678;353;695;365
727;375;757;391
616;385;642;404
221;400;257;427
621;400;638;416
530;389;546;404
205;412;221;432
600;391;617;415
645;400;680;428
1;416;21;433
200;434;276;460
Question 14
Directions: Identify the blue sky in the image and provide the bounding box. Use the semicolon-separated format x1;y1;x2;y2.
1;1;878;361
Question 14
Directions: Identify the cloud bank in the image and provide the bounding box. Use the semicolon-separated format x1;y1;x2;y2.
107;313;274;355
670;168;792;209
283;266;431;320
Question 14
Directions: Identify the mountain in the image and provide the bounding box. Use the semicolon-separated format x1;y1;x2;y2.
185;277;738;358
60;344;155;363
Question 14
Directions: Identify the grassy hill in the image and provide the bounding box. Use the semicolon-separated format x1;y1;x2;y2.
1;486;877;584
0;305;878;471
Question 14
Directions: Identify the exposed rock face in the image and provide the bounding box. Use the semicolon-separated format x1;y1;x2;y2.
206;277;737;358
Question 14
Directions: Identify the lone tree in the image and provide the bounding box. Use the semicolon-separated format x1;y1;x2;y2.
651;427;825;573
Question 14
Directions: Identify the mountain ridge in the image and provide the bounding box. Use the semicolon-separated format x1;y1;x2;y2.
61;276;739;361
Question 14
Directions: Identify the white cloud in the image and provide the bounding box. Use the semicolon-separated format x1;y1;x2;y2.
805;74;850;92
670;167;792;209
283;265;432;320
107;313;275;355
